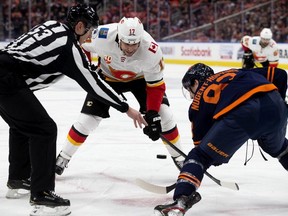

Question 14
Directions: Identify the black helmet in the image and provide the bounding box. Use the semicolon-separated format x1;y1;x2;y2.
182;63;214;89
67;4;99;29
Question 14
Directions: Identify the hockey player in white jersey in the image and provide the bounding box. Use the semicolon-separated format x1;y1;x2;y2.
55;17;185;175
240;28;279;69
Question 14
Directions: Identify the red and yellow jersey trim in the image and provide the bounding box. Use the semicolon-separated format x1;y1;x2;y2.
266;66;275;82
67;127;88;146
269;61;278;68
161;127;180;144
147;80;165;87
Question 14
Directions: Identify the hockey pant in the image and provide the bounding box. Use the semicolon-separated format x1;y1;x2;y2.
0;88;56;194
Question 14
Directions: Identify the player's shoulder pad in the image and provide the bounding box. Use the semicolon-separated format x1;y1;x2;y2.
141;31;162;55
251;36;261;45
83;24;117;52
92;23;117;40
269;39;278;48
241;35;251;46
241;35;250;41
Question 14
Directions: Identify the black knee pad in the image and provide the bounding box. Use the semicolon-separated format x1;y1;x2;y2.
162;93;170;106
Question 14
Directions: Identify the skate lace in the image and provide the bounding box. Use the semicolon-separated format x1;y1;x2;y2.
46;191;63;199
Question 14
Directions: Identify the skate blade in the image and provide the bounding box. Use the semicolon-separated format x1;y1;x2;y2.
153;209;165;216
153;209;184;216
30;205;71;216
167;211;184;216
6;188;30;199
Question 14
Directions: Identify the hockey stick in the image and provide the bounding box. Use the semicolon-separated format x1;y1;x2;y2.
134;178;176;194
160;135;239;190
135;135;239;194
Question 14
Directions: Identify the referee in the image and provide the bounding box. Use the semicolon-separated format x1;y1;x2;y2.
0;4;145;216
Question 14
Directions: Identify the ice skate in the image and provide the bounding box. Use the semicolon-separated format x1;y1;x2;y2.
55;151;71;175
171;155;185;171
154;192;201;216
30;190;71;216
6;178;30;199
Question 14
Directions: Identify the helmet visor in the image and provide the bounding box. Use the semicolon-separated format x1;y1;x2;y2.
182;86;193;101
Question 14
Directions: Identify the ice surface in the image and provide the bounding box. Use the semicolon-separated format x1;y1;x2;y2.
0;65;287;215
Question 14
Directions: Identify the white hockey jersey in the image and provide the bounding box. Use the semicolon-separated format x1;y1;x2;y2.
82;23;164;83
241;35;279;64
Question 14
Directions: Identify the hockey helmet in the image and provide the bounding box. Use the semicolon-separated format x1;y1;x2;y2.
67;4;99;30
260;28;272;40
118;17;144;44
182;63;214;89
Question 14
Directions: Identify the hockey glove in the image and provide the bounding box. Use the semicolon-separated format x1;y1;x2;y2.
143;110;161;141
242;52;255;69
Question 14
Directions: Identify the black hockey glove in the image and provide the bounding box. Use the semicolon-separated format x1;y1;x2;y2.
143;110;161;141
242;51;255;69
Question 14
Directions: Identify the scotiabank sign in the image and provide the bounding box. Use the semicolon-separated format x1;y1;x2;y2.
158;42;288;68
181;46;211;57
159;42;217;60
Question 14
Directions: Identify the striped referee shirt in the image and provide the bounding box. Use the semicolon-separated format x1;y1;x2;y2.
2;20;128;112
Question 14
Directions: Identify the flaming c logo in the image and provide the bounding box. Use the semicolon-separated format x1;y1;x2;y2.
108;65;137;81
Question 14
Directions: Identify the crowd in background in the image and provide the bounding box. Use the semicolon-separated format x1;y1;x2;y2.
0;0;288;43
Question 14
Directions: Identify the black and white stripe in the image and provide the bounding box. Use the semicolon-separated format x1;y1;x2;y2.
2;20;128;112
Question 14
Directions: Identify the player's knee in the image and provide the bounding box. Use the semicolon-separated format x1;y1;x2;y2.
73;113;102;135
186;148;212;170
159;104;176;131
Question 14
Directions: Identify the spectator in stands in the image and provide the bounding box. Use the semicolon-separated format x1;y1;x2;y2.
1;0;288;42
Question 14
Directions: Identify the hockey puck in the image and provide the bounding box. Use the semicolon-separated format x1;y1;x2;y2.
156;154;167;159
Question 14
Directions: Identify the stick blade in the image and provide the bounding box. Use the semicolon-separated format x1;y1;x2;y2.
134;178;175;194
220;181;240;191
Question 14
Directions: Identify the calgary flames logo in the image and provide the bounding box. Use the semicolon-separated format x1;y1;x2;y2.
108;65;137;81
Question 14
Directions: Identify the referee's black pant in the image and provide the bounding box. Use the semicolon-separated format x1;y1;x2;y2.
0;55;56;194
